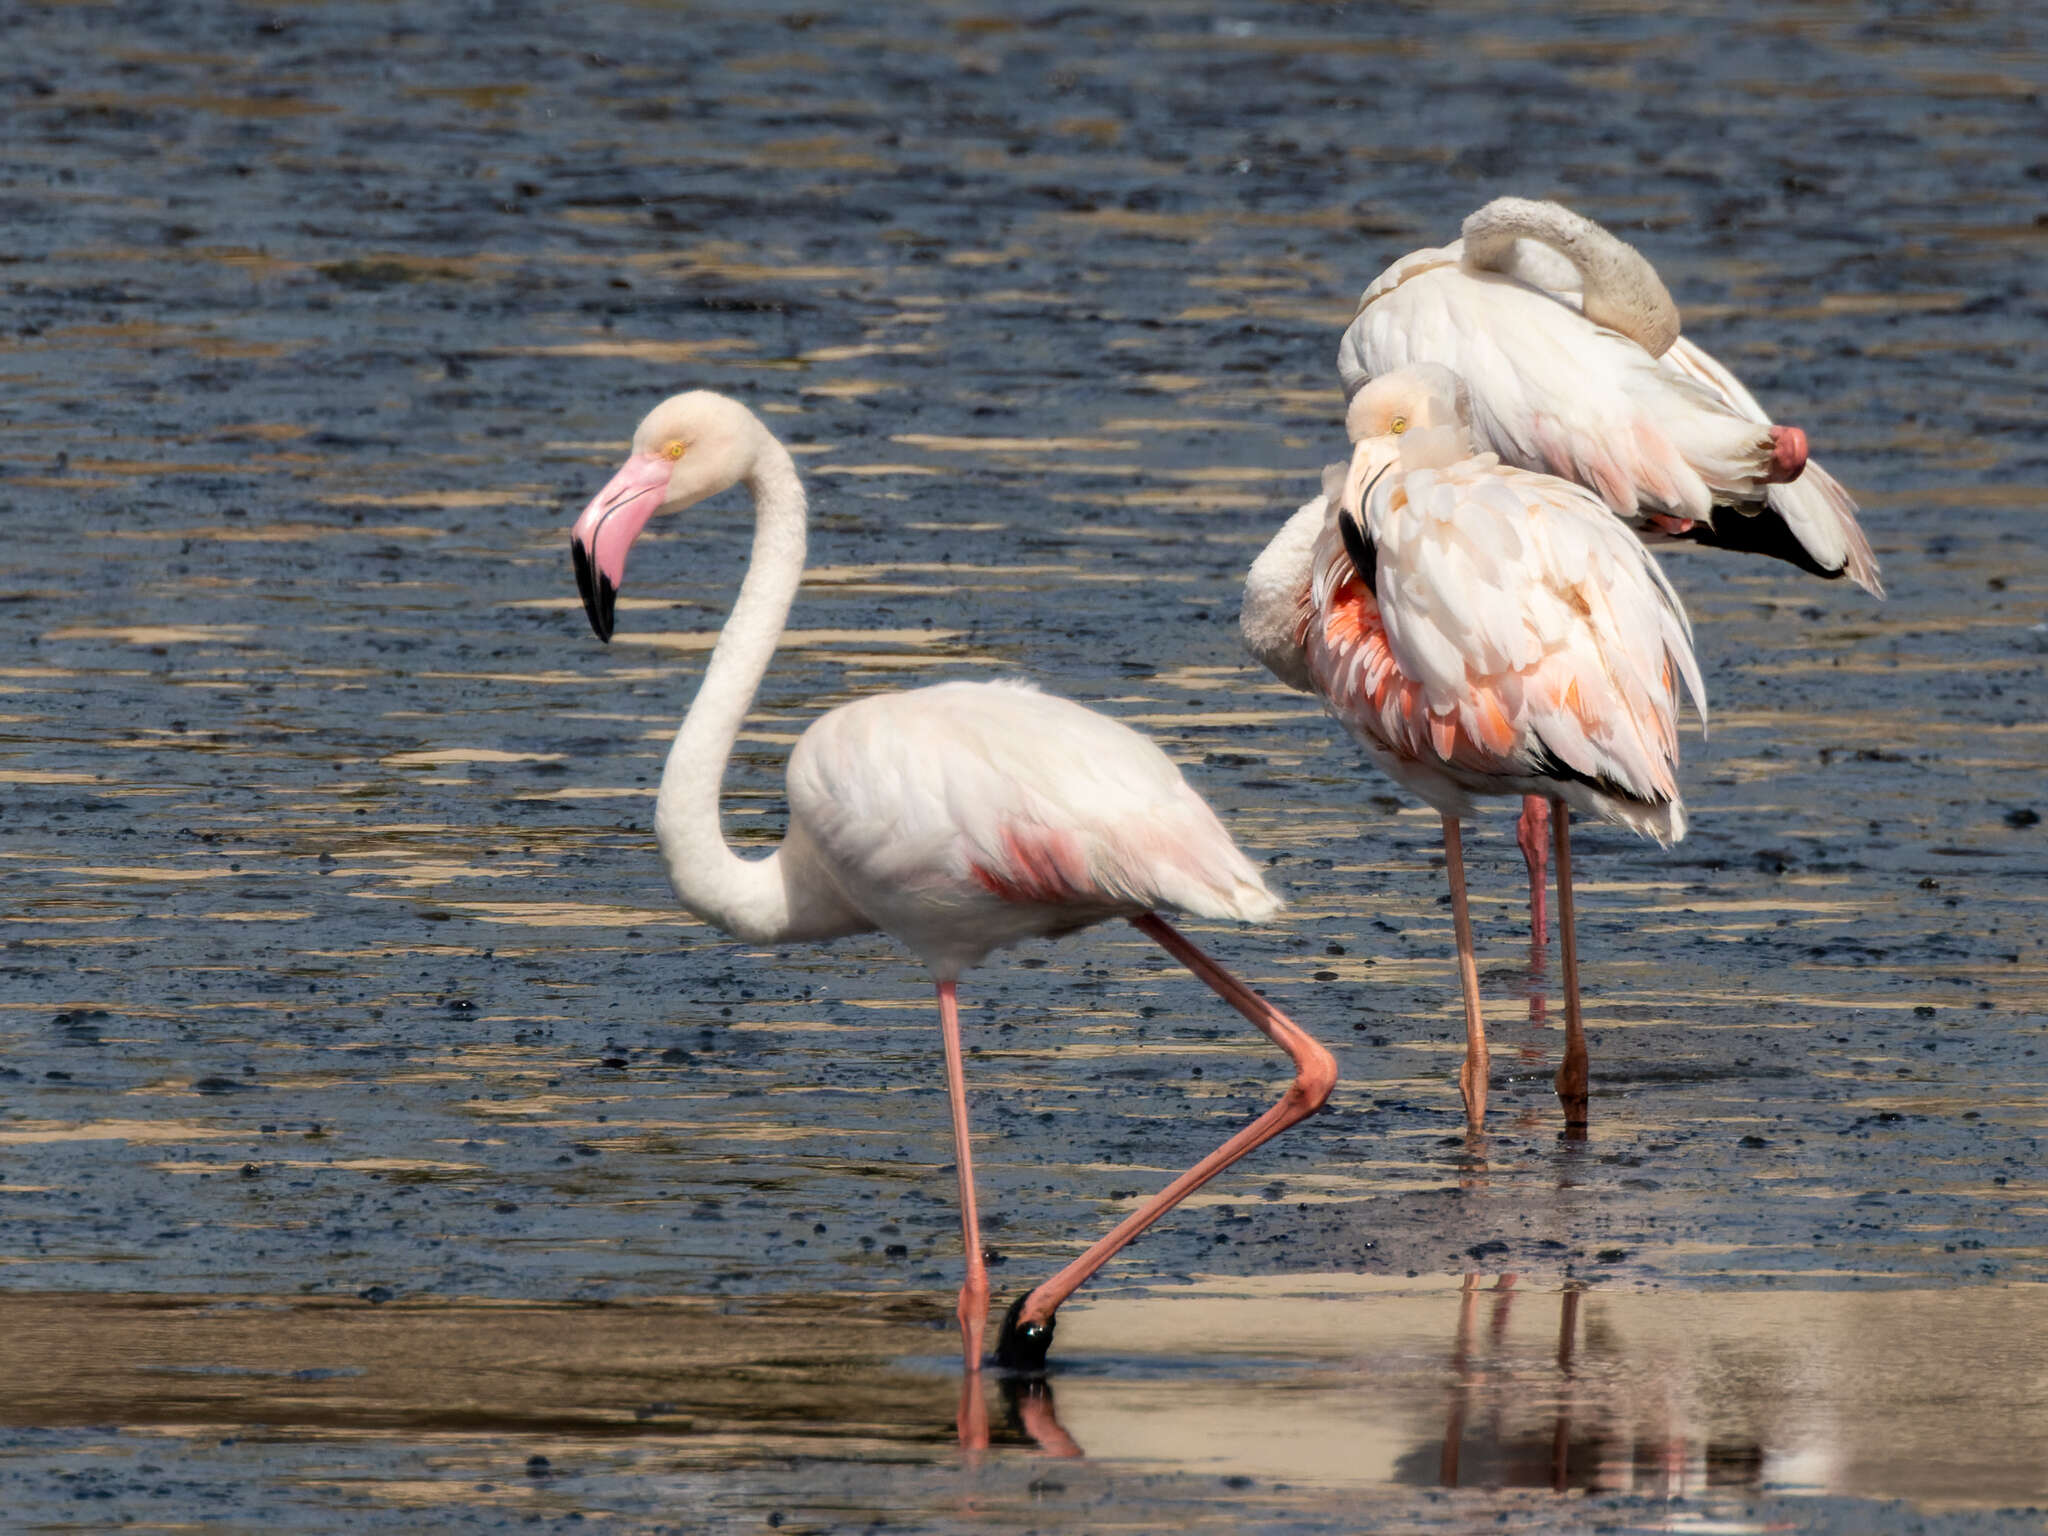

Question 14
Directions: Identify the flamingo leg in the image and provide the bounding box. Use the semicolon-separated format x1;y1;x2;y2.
994;913;1336;1369
936;980;990;1371
1516;794;1551;953
1443;816;1489;1130
1551;800;1589;1130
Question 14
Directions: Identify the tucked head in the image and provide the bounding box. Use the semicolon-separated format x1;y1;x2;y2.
1343;363;1469;444
1337;365;1476;516
570;390;772;641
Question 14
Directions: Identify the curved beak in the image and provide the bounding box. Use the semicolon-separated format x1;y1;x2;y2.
569;452;672;642
1339;436;1397;520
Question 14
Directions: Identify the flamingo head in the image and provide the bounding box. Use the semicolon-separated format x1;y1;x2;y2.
1339;365;1475;516
1344;363;1469;445
570;390;767;641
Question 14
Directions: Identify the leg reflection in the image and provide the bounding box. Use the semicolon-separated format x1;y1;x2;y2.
957;1368;989;1452
1552;1285;1581;1492
1440;1273;1481;1487
1003;1373;1085;1458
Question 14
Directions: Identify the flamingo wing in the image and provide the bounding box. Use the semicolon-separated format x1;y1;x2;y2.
1658;336;1883;596
1340;262;1780;522
787;680;1278;927
1307;457;1707;839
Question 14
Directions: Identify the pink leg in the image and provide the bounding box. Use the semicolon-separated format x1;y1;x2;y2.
1551;801;1589;1132
1516;794;1551;954
937;980;990;1371
995;913;1336;1368
1443;816;1489;1130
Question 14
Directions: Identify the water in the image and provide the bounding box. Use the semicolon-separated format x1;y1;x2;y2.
1;0;2045;1529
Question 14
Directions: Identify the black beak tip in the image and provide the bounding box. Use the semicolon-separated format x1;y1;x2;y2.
570;537;615;643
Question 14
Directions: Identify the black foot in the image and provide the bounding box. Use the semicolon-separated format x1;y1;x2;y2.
993;1293;1055;1373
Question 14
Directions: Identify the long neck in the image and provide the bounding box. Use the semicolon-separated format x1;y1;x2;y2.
1461;197;1680;358
652;438;817;942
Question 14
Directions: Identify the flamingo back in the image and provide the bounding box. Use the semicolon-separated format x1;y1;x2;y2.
1342;263;1778;522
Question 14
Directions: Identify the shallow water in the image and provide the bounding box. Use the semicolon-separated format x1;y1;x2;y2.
3;1278;2046;1531
2;0;2047;1529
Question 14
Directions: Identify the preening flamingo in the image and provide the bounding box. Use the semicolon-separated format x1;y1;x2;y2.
569;390;1335;1374
1242;365;1706;1132
1336;196;1880;946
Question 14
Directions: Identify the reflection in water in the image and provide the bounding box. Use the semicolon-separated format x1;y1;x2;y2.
1430;1275;1733;1500
1051;1279;2048;1511
3;1282;2046;1516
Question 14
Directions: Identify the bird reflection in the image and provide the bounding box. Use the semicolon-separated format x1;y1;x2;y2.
956;1369;1083;1457
1418;1275;1764;1498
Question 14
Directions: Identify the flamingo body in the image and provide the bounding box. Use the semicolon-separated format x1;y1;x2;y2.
787;679;1277;980
1302;452;1703;840
1342;258;1780;522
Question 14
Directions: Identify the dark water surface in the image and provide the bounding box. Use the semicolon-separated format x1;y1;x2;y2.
2;0;2045;1529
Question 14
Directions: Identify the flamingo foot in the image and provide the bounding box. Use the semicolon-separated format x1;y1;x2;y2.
995;1293;1056;1373
1764;425;1808;484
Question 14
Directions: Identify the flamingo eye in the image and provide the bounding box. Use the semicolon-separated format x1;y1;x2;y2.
663;440;687;461
1389;416;1409;435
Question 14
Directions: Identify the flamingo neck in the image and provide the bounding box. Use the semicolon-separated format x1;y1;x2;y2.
652;438;830;942
1460;197;1680;358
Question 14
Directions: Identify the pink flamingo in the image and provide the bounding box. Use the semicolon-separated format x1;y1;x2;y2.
1337;197;1879;947
570;390;1336;1373
1242;365;1705;1131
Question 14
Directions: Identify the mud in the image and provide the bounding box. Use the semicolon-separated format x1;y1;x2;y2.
2;0;2046;1529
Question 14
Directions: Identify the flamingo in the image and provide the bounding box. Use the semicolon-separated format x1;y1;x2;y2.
1242;365;1706;1131
569;389;1336;1376
1336;197;1880;947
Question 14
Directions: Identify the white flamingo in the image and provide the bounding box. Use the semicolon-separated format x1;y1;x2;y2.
1334;196;1879;947
569;390;1336;1375
1242;365;1706;1131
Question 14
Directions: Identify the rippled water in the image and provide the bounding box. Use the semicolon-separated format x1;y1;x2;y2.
2;0;2045;1529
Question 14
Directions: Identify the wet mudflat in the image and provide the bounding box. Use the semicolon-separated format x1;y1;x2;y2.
1;0;2046;1529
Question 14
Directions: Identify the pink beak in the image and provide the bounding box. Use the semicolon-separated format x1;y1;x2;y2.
569;452;672;641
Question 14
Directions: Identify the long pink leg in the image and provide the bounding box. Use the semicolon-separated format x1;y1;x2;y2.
995;913;1336;1368
1551;800;1589;1131
936;980;991;1370
1443;816;1489;1130
1516;794;1551;953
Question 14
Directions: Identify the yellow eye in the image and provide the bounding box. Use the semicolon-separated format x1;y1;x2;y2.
663;440;686;461
1390;416;1408;435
